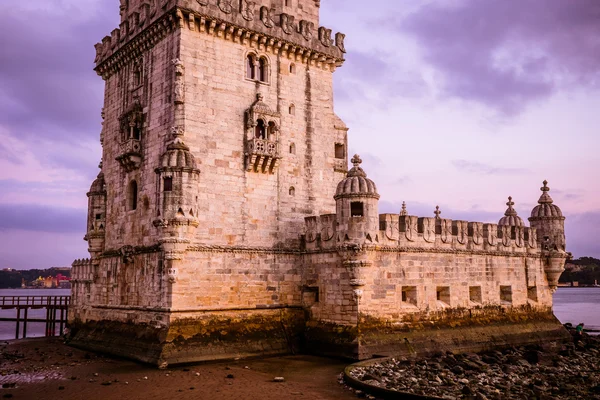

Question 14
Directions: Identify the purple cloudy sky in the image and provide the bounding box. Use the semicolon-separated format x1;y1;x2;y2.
0;0;598;269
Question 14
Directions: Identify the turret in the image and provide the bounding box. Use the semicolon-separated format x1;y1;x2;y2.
528;180;567;292
84;169;106;258
528;181;565;251
498;196;524;227
334;154;380;244
154;138;200;231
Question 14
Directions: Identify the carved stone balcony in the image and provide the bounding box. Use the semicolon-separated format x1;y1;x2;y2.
245;138;281;174
116;139;142;172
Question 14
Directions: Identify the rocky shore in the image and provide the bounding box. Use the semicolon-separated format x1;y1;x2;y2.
348;334;600;399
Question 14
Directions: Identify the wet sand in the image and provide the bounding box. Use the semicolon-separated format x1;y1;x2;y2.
0;338;356;400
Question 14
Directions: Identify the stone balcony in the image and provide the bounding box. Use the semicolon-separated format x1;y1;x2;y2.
245;138;281;174
115;139;142;172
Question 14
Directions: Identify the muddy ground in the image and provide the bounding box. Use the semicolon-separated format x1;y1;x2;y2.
0;338;356;400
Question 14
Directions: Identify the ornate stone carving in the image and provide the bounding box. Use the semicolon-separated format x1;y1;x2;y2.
470;222;483;245
218;0;233;14
299;20;314;41
454;221;468;245
173;58;185;104
240;0;255;21
420;218;435;243
440;219;452;244
335;32;346;53
245;93;282;174
280;13;295;35
171;125;184;138
318;27;333;47
305;217;318;243
515;226;524;248
260;6;274;28
484;224;498;246
403;216;417;242
501;225;511;247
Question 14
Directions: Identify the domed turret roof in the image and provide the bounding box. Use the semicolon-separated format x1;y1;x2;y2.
498;196;524;227
530;180;563;219
88;171;105;195
160;138;199;170
334;154;379;199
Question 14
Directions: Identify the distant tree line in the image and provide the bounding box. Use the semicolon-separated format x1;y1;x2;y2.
0;268;71;289
560;257;600;286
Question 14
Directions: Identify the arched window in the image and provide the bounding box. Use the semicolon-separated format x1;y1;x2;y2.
289;186;295;196
267;121;276;140
289;63;296;74
246;54;255;80
129;181;138;210
255;119;266;139
289;143;296;154
133;63;142;86
289;104;295;115
258;57;268;83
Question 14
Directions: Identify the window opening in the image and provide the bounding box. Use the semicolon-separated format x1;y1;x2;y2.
436;286;450;305
402;286;417;305
129;181;138;210
527;286;538;302
267;121;276;140
289;63;296;74
335;143;345;159
255;119;266;139
258;57;268;82
289;143;296;154
289;187;295;196
289;104;295;115
350;202;364;217
246;54;255;80
469;286;482;303
500;286;512;303
163;177;173;192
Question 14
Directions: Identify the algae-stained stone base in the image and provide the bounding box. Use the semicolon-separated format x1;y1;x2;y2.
69;308;306;366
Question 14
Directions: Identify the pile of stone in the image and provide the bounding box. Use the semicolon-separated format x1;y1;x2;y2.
348;336;600;399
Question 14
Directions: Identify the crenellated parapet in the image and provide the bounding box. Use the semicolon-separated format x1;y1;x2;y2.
71;258;93;283
94;0;345;79
304;211;541;256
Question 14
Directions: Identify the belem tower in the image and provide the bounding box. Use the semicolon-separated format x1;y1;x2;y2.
69;0;570;366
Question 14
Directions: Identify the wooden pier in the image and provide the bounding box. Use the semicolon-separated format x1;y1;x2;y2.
0;296;70;339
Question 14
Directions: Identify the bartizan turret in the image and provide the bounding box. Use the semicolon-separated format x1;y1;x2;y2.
334;154;380;245
84;167;107;259
528;180;568;291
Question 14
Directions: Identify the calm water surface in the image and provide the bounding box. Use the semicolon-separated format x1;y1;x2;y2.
1;287;599;340
0;288;70;340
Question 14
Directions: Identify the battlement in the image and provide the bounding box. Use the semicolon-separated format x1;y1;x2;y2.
304;213;540;255
95;0;345;79
71;258;93;283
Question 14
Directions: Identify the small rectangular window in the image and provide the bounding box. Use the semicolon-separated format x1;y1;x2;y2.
500;285;512;304
527;286;538;302
469;286;482;304
164;177;173;192
402;286;417;305
436;286;450;305
335;143;345;159
95;213;102;220
350;202;364;217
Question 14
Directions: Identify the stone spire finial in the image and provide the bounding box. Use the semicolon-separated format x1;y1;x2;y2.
505;196;517;216
400;201;407;216
345;154;367;178
434;205;441;219
538;180;554;204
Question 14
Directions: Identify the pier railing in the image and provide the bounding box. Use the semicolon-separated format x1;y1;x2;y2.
0;296;70;339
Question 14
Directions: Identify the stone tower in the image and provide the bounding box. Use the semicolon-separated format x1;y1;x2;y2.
70;0;348;365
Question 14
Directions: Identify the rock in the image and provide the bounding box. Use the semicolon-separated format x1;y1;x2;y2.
226;374;234;379
273;377;285;382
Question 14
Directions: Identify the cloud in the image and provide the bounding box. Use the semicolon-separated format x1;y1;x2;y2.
452;160;527;175
396;0;600;115
0;203;86;234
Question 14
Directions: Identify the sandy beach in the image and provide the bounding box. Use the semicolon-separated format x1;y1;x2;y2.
0;338;355;400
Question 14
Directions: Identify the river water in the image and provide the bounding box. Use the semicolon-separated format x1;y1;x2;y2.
0;287;599;340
